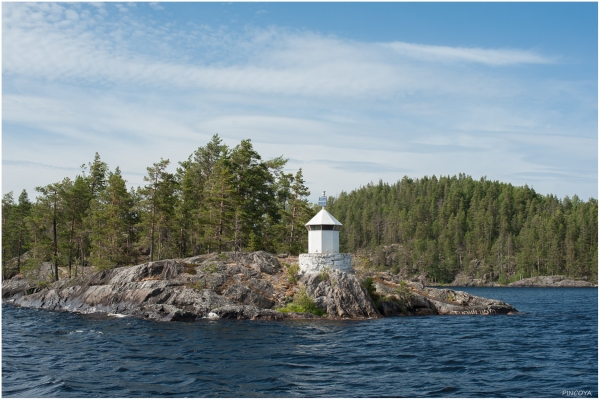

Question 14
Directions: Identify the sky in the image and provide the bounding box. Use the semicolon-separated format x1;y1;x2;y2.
2;2;598;203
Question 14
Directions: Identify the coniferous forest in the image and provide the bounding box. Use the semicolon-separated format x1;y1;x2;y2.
327;176;598;283
2;135;598;284
2;135;313;280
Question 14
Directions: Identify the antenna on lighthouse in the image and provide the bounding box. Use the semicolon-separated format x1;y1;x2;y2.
318;191;327;209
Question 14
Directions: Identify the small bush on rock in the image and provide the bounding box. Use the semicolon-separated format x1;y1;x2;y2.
362;277;377;299
395;280;413;306
286;263;300;284
318;267;331;282
277;287;325;316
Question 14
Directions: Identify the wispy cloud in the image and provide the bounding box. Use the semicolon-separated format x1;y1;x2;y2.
1;3;555;100
385;42;555;66
315;160;412;174
3;159;81;172
148;3;164;11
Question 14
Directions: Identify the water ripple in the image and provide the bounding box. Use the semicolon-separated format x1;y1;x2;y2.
3;288;598;397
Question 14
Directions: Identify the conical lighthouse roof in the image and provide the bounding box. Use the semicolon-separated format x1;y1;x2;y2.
305;209;342;226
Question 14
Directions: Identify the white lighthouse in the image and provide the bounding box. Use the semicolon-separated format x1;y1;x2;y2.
306;208;342;253
299;191;352;274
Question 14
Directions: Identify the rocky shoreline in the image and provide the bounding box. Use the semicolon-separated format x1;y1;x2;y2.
450;273;595;287
3;251;518;321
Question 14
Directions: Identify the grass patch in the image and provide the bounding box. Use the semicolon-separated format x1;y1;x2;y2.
318;267;331;282
183;263;198;275
201;263;219;273
277;287;325;316
189;280;206;291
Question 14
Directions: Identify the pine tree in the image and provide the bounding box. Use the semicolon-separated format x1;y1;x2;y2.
86;168;135;269
140;159;176;261
2;192;16;277
35;182;63;281
287;169;311;254
14;190;32;273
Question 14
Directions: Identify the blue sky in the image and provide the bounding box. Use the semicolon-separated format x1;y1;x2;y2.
2;2;598;202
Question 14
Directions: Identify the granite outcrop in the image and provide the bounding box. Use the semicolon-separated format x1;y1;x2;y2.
3;252;518;321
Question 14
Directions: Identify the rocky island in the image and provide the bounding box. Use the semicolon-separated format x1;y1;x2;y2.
3;251;517;321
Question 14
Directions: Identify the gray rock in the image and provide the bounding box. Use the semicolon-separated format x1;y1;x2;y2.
2;275;32;298
421;287;516;315
300;269;379;319
507;275;594;287
363;273;517;316
236;251;282;274
224;284;275;309
210;305;285;320
377;301;409;316
451;273;503;287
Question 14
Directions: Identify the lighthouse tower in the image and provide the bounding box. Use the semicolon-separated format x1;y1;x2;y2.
299;191;352;274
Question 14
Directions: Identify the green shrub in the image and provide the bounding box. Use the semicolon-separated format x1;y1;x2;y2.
497;273;509;285
318;267;331;282
92;258;114;271
277;287;325;316
286;263;300;284
362;277;377;298
395;280;414;306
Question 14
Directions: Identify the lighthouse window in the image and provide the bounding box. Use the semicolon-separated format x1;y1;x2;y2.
306;225;341;231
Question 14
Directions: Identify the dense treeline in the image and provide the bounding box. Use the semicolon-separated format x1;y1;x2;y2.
2;135;313;280
3;138;597;284
328;175;598;283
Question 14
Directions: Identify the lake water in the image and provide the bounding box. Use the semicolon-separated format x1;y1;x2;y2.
2;287;597;397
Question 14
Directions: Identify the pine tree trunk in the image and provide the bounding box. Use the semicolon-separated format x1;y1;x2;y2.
68;218;75;279
53;200;58;282
289;203;297;253
150;208;156;262
217;183;225;253
179;228;184;258
150;176;158;262
16;230;22;274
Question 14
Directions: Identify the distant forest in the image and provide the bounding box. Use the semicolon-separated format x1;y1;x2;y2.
3;135;597;284
327;175;598;283
2;135;313;280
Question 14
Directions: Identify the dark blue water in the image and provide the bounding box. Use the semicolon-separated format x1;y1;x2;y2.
3;288;597;397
